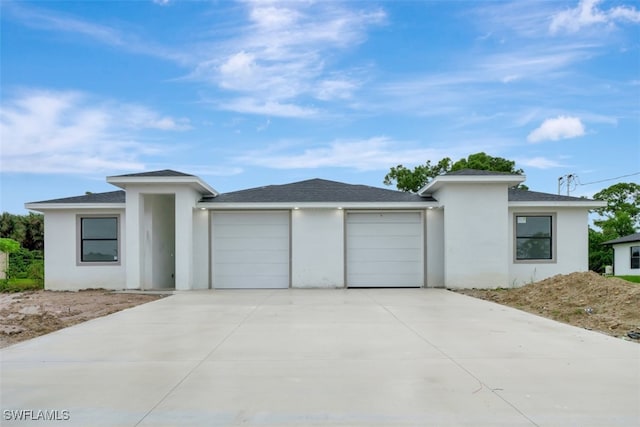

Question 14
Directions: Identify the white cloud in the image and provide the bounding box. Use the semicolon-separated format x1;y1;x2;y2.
550;0;640;34
517;156;565;169
118;105;191;130
4;2;189;64
219;98;319;118
153;0;171;5
249;4;301;29
315;79;358;100
527;116;586;143
190;1;385;114
235;137;456;171
0;89;188;174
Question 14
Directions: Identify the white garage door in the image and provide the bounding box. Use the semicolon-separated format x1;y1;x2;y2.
212;211;289;289
347;212;424;287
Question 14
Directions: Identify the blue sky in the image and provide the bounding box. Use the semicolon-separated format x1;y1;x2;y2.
1;0;639;213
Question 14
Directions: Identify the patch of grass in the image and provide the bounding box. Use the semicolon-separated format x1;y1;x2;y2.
0;278;44;293
615;276;640;284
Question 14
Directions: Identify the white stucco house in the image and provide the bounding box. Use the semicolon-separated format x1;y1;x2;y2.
25;169;604;291
603;233;640;276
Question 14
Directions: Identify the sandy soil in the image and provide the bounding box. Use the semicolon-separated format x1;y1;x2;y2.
0;290;165;348
458;271;640;342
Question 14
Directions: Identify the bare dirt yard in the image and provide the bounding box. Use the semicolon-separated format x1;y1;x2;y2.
0;290;165;348
458;271;640;342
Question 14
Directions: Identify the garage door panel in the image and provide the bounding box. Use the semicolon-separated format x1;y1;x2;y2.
348;248;422;262
212;212;289;289
214;262;288;277
347;212;423;288
213;213;288;226
348;223;421;237
347;236;422;250
348;261;423;274
214;237;288;252
348;213;420;224
214;224;289;238
214;249;289;264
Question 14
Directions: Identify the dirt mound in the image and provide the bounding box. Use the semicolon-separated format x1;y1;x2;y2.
0;290;165;348
459;272;640;341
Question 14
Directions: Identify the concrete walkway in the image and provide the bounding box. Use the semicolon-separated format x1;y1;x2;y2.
1;289;638;426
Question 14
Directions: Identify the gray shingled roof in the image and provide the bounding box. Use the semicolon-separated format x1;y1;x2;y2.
203;179;436;203
30;190;126;204
508;188;594;202
602;233;640;245
110;169;193;177
27;178;596;205
446;169;521;176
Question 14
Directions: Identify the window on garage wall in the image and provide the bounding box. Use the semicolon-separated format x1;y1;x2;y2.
514;214;556;263
77;216;120;265
631;246;640;269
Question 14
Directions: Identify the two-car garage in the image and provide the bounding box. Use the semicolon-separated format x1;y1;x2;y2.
211;211;424;289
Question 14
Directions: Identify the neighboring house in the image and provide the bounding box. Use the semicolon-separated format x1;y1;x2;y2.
603;233;640;276
25;169;604;291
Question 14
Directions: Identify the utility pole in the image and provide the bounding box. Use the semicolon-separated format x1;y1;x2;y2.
557;176;564;195
558;174;576;196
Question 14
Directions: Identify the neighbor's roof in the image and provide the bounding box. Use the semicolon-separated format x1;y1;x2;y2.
202;178;436;203
602;233;640;245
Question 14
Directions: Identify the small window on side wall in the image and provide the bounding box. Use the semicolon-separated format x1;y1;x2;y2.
80;217;119;263
631;246;640;269
515;215;554;261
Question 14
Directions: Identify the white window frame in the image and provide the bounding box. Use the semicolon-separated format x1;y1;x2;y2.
76;214;121;266
513;213;557;264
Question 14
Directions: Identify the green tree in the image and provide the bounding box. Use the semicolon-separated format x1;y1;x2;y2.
450;152;524;175
588;182;640;273
384;152;523;193
0;212;43;251
383;158;452;192
588;228;614;273
0;238;21;281
593;182;640;230
0;212;25;244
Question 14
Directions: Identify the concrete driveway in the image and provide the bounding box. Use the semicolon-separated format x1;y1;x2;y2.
1;289;638;426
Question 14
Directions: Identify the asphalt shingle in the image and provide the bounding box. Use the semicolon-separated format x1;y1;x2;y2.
203;178;436;203
508;188;594;202
602;233;640;245
29;191;126;204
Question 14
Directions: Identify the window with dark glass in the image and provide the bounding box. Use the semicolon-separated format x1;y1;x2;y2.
81;217;118;262
516;215;552;260
631;246;640;269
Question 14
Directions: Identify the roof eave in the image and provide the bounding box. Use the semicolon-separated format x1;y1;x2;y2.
25;203;126;211
418;174;526;195
106;175;218;196
603;239;640;245
197;201;439;210
509;201;606;208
